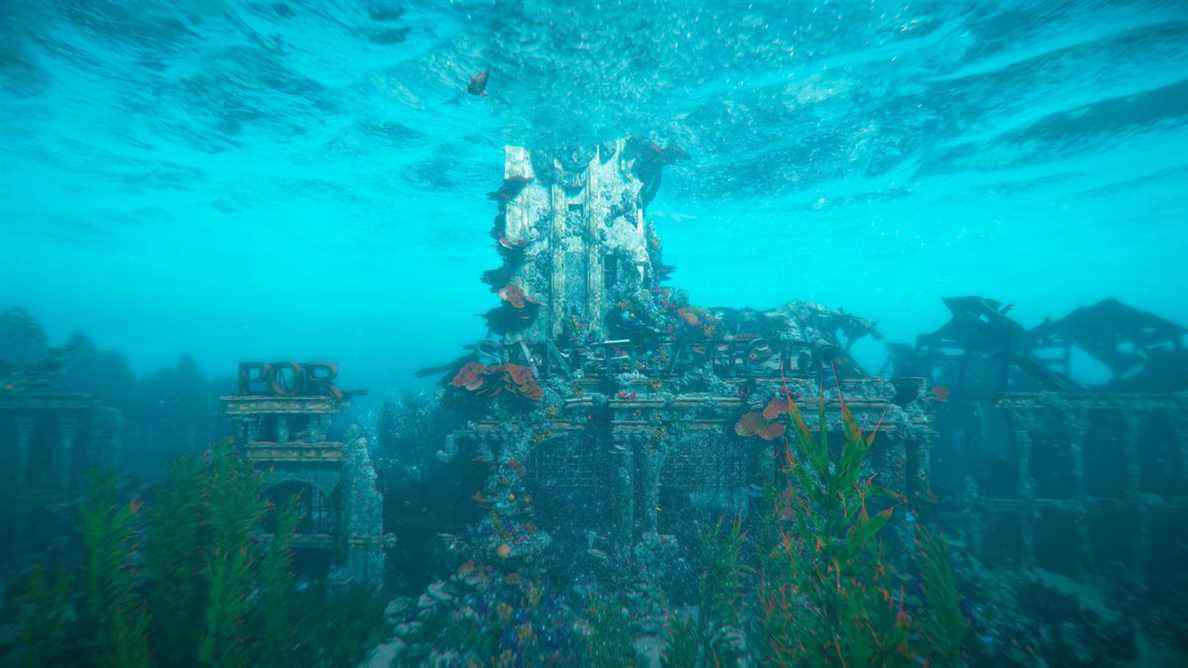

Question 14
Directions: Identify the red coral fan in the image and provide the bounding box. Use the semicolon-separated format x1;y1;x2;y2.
677;307;700;327
758;422;786;441
451;362;487;390
762;396;794;420
734;411;766;437
489;363;544;401
737;398;795;441
501;363;535;386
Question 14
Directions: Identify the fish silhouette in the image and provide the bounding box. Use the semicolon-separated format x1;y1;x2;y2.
467;70;489;96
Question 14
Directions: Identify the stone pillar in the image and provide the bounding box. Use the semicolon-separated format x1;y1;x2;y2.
14;414;34;489
276;415;290;443
1067;408;1091;576
639;435;667;536
342;433;386;588
245;416;262;443
1120;411;1149;575
549;181;567;339
960;475;984;560
1170;408;1188;492
912;427;933;504
612;435;635;552
1010;410;1037;569
58;413;79;491
92;407;123;471
307;414;328;443
584;149;605;341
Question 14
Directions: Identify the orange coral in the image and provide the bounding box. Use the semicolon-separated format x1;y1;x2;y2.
738;400;792;441
762;396;793;420
451;362;487;390
735;411;766;437
453;361;542;401
501;363;535;385
677;307;700;327
758;422;786;441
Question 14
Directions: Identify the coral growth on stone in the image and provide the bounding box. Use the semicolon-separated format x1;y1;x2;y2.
449;362;543;401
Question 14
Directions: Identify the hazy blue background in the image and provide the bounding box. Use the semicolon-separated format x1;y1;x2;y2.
2;0;1186;392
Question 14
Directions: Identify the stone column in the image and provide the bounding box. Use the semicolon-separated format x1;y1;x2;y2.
276;415;290;443
612;434;635;553
639;435;667;536
342;433;386;588
960;475;984;560
14;414;34;489
1066;408;1091;576
1010;410;1038;569
1120;410;1149;575
1165;407;1187;492
245;416;262;443
584;149;605;340
307;414;328;443
549;181;567;339
58;413;79;491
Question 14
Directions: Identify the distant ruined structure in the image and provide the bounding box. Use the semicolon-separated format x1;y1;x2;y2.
0;392;121;493
902;296;1188;583
0;368;122;563
431;139;935;591
222;363;386;587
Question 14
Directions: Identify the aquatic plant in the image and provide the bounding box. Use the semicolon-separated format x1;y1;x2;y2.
79;473;151;668
145;455;209;664
198;440;267;668
258;498;301;668
294;585;388;668
660;612;699;668
698;517;748;664
11;565;74;668
915;526;970;668
755;388;909;667
585;593;636;667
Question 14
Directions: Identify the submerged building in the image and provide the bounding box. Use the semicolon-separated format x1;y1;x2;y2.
0;367;123;565
907;296;1188;584
432;139;936;581
222;362;386;587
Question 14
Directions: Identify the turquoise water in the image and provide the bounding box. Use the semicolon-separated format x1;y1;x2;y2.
1;0;1186;386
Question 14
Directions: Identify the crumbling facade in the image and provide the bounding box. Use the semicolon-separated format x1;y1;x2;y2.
911;297;1188;583
0;392;121;493
436;139;934;573
221;363;386;587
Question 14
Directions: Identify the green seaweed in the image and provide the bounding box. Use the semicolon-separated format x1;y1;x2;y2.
145;455;209;665
586;593;637;667
756;390;910;667
11;566;75;668
79;472;151;668
916;526;970;667
660;612;699;668
258;498;300;668
198;439;267;668
698;517;749;665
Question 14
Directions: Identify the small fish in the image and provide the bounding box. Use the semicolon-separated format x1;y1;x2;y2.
467;69;489;96
2;384;13;391
930;385;951;402
128;497;143;515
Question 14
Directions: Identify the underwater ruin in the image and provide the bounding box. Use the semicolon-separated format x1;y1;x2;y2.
223;362;387;587
1;1;1187;662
